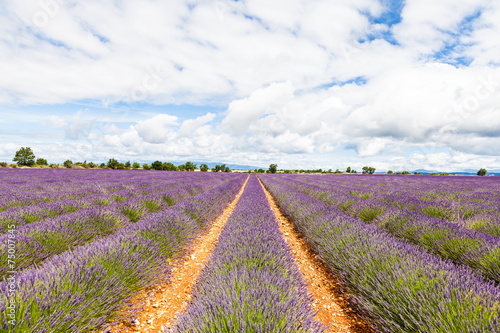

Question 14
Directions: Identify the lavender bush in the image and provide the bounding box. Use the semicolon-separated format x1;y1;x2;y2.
0;169;205;233
0;170;245;333
0;176;226;279
172;176;325;333
260;175;500;333
273;174;500;284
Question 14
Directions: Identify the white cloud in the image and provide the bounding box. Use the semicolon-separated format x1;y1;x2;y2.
178;113;215;138
134;114;178;144
393;0;483;54
0;0;383;105
356;138;393;157
105;123;121;134
64;110;95;140
220;81;294;135
1;0;500;170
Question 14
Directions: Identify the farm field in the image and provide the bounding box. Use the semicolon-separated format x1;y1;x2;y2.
0;169;245;332
2;170;500;332
260;174;500;332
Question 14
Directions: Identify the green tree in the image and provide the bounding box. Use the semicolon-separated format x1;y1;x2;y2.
346;166;351;173
477;168;487;176
36;158;48;165
132;162;140;169
88;162;96;168
362;166;376;174
269;164;278;174
224;166;231;172
151;160;163;170
107;158;120;169
199;164;209;172
185;161;197;171
162;162;178;171
13;147;36;166
142;163;151;170
387;170;393;174
257;168;265;173
124;161;131;168
63;160;73;168
178;164;186;171
212;164;222;172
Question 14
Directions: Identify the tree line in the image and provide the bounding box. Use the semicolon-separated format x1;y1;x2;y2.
1;147;490;176
2;147;230;172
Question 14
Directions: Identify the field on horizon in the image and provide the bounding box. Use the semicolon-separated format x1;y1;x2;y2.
2;169;500;332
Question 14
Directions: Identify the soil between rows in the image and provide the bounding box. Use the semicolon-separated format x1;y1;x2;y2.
106;176;374;333
105;177;249;333
258;178;374;333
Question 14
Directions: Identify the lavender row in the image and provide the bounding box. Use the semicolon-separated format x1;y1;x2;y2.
0;179;220;279
259;175;500;332
0;169;191;212
0;172;218;234
0;174;246;333
375;209;500;283
273;175;500;284
172;175;325;333
284;174;500;234
0;197;88;233
0;208;127;280
114;178;218;222
0;169;195;210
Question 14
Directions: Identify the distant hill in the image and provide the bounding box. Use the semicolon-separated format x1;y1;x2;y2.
191;162;262;171
402;169;500;176
136;162;500;175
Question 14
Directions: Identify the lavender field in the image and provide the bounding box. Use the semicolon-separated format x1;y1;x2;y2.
172;176;325;332
2;169;500;332
0;169;245;332
260;174;500;332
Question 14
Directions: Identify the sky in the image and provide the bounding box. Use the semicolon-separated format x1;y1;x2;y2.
0;0;500;172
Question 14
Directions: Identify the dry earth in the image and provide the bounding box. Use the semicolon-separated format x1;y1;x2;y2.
258;178;375;333
105;177;249;333
105;176;374;333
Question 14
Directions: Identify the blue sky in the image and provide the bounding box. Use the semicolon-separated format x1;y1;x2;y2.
1;0;500;171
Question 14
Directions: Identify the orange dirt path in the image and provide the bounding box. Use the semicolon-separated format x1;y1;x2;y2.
259;178;374;333
106;176;249;333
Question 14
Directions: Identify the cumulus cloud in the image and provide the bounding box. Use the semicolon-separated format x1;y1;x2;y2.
393;0;483;55
105;124;121;134
64;111;95;140
134;114;178;144
178;113;215;138
220;82;295;135
1;0;500;170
